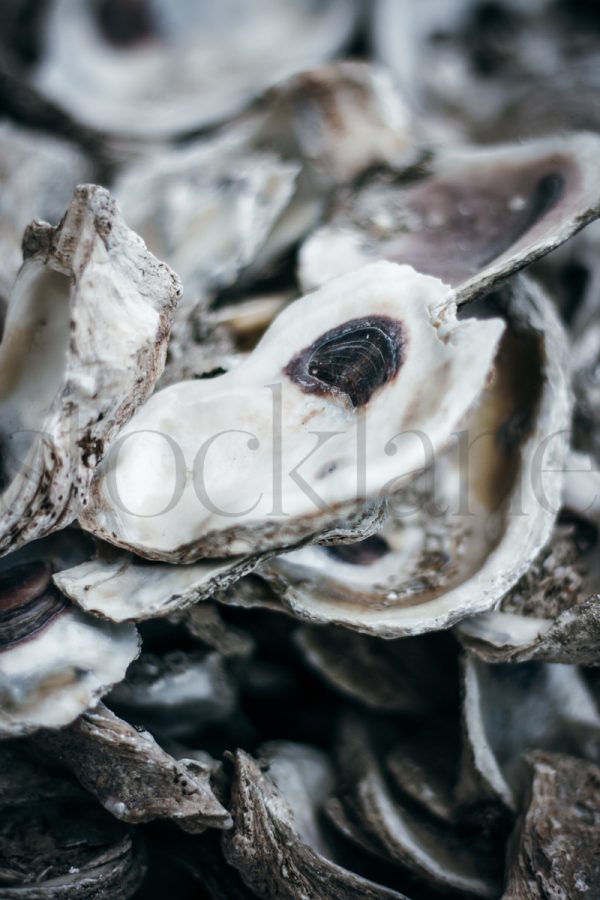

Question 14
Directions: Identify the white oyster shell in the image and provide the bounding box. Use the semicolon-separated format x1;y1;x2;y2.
299;133;600;302
79;261;504;561
0;184;181;555
0;533;139;737
247;276;570;636
33;0;362;138
0;120;92;290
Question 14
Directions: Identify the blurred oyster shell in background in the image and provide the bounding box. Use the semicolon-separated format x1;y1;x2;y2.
299;133;600;299
30;0;362;138
458;656;600;812
0;183;181;556
372;0;600;141
113;62;421;380
0;119;92;291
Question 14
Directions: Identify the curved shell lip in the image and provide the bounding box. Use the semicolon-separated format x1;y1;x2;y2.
0;603;140;738
79;261;504;562
255;275;572;637
55;499;387;623
299;132;600;302
0;532;141;738
0;183;181;558
33;0;362;138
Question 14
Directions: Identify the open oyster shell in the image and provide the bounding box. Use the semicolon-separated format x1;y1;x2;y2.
0;120;92;291
32;0;361;138
0;743;145;898
244;276;570;636
299;133;600;302
35;702;232;833
0;184;180;557
79;260;505;562
503;751;600;899
0;532;139;737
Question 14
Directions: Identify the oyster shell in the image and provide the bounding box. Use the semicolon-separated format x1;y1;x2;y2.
457;516;600;665
326;713;505;898
35;702;232;833
458;656;600;813
113;124;300;335
247;276;570;636
79;260;505;562
0;532;139;737
114;62;419;376
32;0;361;138
295;626;458;714
107;642;237;739
372;0;600;140
0;120;92;290
503;751;600;899
299;133;600;301
0;742;146;898
0;184;181;556
223;741;410;899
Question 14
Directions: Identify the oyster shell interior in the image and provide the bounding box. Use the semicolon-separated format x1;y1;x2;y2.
80;261;504;562
33;0;361;137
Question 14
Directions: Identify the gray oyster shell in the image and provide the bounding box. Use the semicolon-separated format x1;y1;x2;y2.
35;702;232;833
503;751;600;899
0;184;181;556
0;742;145;898
223;741;410;899
326;714;504;898
458;656;600;813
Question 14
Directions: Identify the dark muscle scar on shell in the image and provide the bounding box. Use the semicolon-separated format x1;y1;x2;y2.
0;560;69;651
285;315;406;408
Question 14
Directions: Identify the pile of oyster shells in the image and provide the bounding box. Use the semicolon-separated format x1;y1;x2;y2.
0;1;600;897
